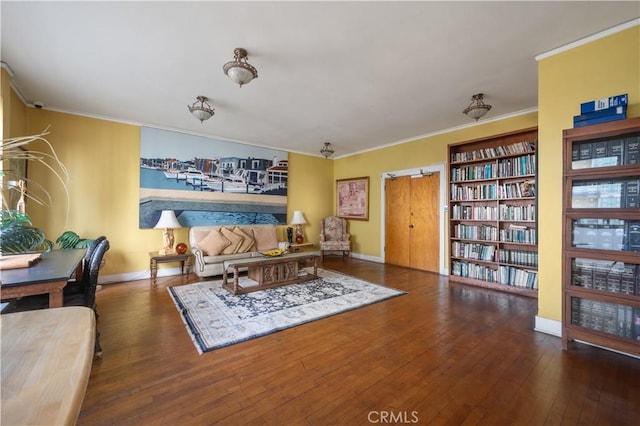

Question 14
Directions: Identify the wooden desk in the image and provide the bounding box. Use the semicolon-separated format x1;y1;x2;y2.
1;307;96;426
0;249;86;308
149;251;192;286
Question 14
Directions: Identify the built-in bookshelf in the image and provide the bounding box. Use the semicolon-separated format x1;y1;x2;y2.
448;127;538;297
562;116;640;356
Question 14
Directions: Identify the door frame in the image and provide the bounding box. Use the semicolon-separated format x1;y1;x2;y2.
379;162;447;275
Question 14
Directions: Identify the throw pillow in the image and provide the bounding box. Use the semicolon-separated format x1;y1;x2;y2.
198;229;231;256
251;226;279;251
220;227;244;254
232;226;255;253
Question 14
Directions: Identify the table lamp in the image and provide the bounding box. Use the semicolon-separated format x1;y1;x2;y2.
290;210;308;244
154;210;182;255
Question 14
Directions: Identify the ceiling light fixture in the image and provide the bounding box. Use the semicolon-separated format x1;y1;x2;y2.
463;93;492;121
188;96;215;123
320;142;335;158
223;48;258;88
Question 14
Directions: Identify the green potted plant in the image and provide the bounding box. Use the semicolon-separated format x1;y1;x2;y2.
1;128;69;254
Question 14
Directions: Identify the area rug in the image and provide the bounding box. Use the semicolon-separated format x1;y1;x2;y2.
168;268;406;354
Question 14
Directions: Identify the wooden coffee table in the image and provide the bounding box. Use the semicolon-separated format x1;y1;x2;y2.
222;251;320;295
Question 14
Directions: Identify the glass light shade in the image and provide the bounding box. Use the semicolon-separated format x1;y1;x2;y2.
190;108;213;122
465;106;491;120
154;210;182;229
290;210;307;225
226;66;255;87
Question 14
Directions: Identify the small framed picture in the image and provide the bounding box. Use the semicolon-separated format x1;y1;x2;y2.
336;177;369;221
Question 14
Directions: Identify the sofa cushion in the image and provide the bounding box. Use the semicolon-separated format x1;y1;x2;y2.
251;226;279;251
232;226;255;253
220;227;244;254
198;229;231;255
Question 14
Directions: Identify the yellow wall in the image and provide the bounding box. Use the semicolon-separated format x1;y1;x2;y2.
537;25;640;322
333;114;538;256
14;105;332;278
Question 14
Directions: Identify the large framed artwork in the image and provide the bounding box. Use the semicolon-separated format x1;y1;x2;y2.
336;176;369;221
139;127;288;229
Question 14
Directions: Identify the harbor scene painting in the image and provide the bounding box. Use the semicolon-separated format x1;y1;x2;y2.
139;127;288;229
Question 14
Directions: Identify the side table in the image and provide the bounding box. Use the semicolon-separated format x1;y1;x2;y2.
149;252;192;287
289;242;314;252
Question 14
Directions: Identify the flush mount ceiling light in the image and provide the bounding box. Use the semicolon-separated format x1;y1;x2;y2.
463;93;492;121
223;48;258;88
188;96;215;123
320;142;335;158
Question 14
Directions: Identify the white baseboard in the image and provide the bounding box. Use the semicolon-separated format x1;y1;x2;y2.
350;252;383;263
99;266;185;285
534;316;562;337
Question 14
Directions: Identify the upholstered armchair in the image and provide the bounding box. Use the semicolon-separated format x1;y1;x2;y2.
319;216;351;260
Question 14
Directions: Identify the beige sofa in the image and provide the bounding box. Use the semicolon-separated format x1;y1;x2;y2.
189;224;280;278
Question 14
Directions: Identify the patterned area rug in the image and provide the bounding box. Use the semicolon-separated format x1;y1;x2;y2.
168;268;406;354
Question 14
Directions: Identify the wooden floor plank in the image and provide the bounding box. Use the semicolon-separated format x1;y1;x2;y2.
74;257;640;425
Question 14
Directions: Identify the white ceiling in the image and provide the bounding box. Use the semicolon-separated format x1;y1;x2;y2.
2;1;638;158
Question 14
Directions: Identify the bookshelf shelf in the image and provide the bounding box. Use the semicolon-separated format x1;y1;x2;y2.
448;127;539;297
562;116;640;356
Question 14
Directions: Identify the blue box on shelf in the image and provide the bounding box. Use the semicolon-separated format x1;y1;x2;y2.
573;106;627;128
580;94;628;114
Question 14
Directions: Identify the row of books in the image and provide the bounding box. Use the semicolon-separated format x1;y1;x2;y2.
572;135;639;169
571;259;638;295
498;266;538;289
450;205;498;220
452;224;498;241
571;298;640;341
451;241;496;262
573;94;629;128
499;204;536;221
498;249;538;267
450;204;536;221
498;181;536;199
451;261;499;283
572;219;640;252
496;154;536;177
451;261;538;289
499;226;537;244
450;182;535;200
450;183;496;201
450;154;537;181
450;140;535;163
571;179;639;209
450;164;497;181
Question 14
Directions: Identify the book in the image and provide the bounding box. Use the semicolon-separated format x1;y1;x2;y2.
625;136;639;164
627;221;640;252
580;94;628;114
579;143;592;160
607;138;625;165
625;179;639;208
620;264;637;294
592;140;608;158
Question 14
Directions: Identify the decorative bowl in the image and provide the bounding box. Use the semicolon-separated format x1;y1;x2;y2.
262;249;286;257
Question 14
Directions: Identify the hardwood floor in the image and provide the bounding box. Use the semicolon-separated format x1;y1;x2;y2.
78;258;640;425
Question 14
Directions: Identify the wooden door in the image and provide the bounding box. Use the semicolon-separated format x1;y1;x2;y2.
385;172;440;273
385;176;411;267
409;173;439;272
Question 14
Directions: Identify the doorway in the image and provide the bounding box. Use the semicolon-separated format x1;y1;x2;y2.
381;164;446;274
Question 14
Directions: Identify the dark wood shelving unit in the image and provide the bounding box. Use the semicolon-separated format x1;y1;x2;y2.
561;116;640;356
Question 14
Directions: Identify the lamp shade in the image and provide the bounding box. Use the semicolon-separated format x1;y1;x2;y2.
153;210;182;229
290;210;307;225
